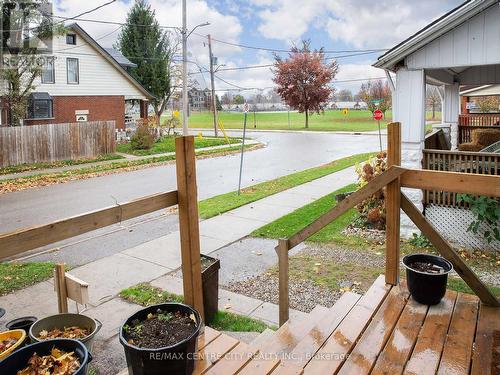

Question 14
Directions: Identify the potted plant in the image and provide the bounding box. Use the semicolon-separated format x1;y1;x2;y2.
402;253;453;305
119;303;201;375
201;255;220;324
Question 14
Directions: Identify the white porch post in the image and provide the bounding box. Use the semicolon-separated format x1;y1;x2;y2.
394;68;426;236
443;83;460;149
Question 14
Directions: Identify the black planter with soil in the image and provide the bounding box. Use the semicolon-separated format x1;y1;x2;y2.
201;255;220;324
402;253;453;305
119;303;201;375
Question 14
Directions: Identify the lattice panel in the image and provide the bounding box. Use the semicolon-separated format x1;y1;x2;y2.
425;204;499;253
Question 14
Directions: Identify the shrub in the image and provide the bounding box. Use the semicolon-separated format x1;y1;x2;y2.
458;194;500;244
355;152;387;229
130;122;155;150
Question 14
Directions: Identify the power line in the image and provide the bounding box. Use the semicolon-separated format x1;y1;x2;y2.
59;0;118;23
51;15;180;30
192;33;388;54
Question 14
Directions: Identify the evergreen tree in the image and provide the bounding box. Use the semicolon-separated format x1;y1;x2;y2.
116;0;173;118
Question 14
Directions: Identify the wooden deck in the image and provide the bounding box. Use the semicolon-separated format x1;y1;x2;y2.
188;275;499;375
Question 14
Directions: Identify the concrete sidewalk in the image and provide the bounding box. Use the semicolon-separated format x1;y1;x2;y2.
0;139;259;181
0;165;356;373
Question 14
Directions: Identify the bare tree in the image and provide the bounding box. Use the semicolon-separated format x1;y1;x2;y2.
426;86;441;120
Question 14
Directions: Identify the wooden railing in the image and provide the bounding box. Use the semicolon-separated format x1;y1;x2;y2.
0;136;205;320
422;149;500;206
458;114;500;144
459;113;500;127
275;123;500;326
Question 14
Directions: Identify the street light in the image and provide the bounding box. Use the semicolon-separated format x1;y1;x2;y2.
182;0;209;135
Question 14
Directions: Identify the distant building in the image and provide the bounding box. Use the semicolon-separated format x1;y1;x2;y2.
188;88;211;111
329;101;368;110
0;23;153;128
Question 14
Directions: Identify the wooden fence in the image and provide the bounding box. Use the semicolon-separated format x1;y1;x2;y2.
422;149;500;206
0;121;116;167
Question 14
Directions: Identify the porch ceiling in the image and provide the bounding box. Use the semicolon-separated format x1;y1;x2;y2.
425;64;500;86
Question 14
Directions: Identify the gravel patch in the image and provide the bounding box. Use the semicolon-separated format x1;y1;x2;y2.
342;226;386;244
226;273;342;313
304;243;386;268
223;244;383;313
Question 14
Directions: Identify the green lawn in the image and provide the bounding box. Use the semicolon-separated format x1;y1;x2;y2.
117;135;240;156
184;110;441;132
251;184;361;246
0;154;124;176
198;153;374;219
120;283;270;332
0;262;57;296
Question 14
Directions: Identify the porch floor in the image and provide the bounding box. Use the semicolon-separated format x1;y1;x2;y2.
189;275;498;375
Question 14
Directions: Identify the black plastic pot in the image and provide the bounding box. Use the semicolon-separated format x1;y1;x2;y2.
6;316;37;343
201;255;220;324
119;303;202;375
0;338;92;375
403;253;453;305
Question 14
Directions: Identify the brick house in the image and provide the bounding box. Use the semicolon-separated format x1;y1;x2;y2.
1;23;154;128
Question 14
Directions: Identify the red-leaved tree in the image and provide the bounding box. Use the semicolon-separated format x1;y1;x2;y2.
273;41;338;128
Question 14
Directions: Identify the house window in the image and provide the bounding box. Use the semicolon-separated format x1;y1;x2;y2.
41;56;55;84
66;34;76;45
27;93;53;119
67;58;79;84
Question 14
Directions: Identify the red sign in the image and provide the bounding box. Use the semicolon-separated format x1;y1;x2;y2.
373;109;383;121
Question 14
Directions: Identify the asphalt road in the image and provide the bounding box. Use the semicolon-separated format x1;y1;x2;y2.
0;130;384;233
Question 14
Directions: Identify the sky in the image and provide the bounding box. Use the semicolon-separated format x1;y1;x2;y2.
53;0;464;97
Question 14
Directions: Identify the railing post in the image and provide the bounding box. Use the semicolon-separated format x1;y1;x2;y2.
385;122;401;285
176;136;205;321
276;239;289;327
55;263;68;313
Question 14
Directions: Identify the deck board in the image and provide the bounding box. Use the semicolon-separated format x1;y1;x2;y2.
471;304;500;375
371;297;428;375
403;290;457;375
237;305;330;374
271;291;360;374
437;293;479;375
116;277;500;375
193;333;240;374
337;284;409;375
302;275;391;374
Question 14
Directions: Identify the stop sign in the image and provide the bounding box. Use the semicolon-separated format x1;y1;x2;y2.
373;109;383;121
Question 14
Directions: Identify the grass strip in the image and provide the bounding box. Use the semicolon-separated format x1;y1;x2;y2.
198;153;374;219
251;183;363;246
0;262;57;296
117;136;240;156
120;283;270;332
0;154;124;176
0;144;258;194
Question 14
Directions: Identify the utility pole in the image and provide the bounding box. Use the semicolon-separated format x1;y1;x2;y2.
181;0;188;135
207;34;218;137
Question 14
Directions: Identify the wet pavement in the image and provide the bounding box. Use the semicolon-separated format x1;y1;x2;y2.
0;130;383;233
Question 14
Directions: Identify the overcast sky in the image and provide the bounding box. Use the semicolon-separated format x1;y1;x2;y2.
54;0;464;96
